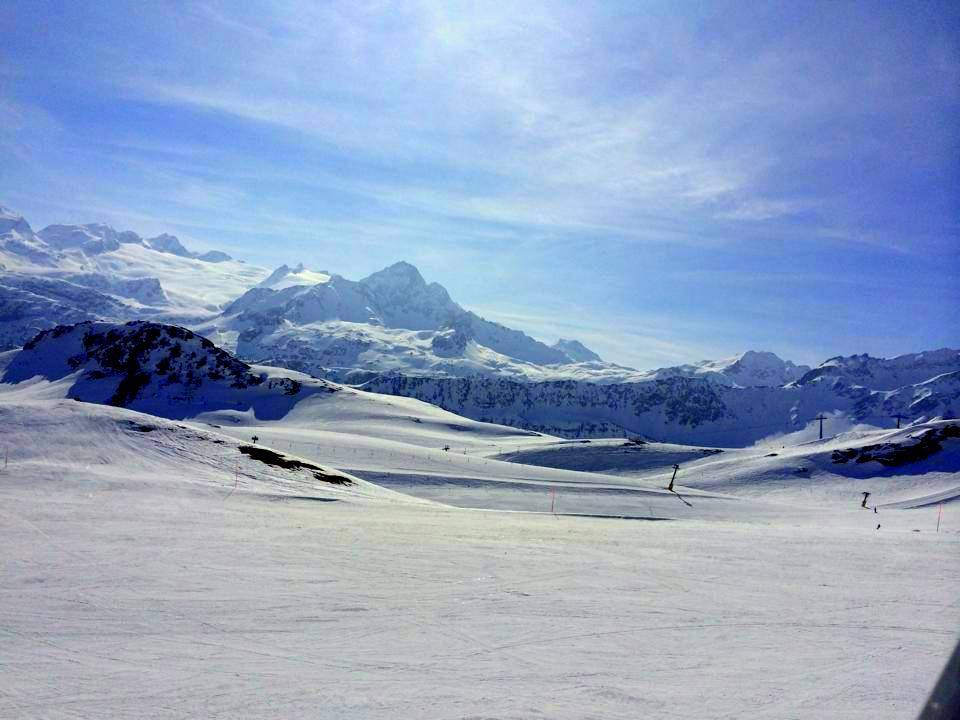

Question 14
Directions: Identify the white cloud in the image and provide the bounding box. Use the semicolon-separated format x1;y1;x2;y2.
112;0;814;242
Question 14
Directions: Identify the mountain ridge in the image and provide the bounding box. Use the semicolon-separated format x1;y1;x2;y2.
5;320;957;447
2;205;957;405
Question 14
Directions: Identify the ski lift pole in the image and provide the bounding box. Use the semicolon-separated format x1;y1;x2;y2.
668;464;679;492
815;414;828;440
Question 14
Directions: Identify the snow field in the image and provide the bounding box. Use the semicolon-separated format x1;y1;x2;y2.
1;462;957;719
0;348;958;718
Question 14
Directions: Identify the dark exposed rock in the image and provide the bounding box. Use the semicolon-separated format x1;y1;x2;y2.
831;425;960;466
238;445;352;485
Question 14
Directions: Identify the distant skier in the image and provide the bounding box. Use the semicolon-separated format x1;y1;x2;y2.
861;491;871;509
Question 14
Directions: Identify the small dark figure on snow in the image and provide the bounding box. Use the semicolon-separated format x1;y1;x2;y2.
861;491;871;509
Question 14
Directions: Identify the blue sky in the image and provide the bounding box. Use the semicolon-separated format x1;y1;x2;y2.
1;1;957;369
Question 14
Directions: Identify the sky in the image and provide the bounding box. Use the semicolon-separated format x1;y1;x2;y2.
1;0;958;370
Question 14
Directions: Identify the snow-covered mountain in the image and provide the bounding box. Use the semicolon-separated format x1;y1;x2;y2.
360;356;960;445
0;206;270;350
0;321;539;446
207;266;819;385
202;259;621;380
2;206;623;380
6;320;957;448
3;205;958;447
551;339;602;363
0;205;61;267
641;350;810;387
2;321;300;414
796;349;960;390
37;223;233;263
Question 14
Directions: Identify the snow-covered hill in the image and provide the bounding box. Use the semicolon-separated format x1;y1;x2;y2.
0;321;545;448
6;319;956;516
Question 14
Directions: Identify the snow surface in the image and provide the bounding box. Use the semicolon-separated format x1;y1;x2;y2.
1;377;958;718
2;317;959;718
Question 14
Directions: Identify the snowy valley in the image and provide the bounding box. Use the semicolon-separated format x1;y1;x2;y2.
2;209;958;719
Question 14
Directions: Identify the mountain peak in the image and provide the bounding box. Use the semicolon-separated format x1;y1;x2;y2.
362;260;426;287
40;223;122;254
0;205;32;235
552;338;602;363
716;350;808;386
146;233;192;258
733;350;795;369
259;264;332;290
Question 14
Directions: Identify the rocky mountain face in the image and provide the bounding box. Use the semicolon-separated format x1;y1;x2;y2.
360;357;960;445
2;321;330;417
0;275;130;351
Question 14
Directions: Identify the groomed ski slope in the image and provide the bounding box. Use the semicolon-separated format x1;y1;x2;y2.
1;372;959;718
